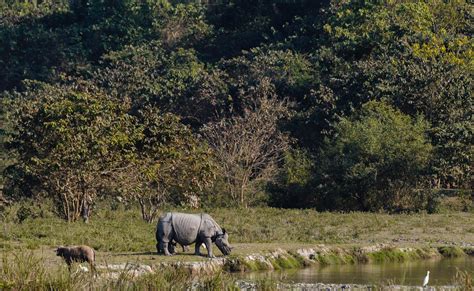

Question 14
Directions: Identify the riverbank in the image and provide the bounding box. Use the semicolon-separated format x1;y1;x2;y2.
1;207;473;289
1;244;473;290
223;244;474;272
2;243;474;275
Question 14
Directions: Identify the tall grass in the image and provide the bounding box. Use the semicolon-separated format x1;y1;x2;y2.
454;269;473;290
1;250;473;290
0;250;239;290
0;251;93;290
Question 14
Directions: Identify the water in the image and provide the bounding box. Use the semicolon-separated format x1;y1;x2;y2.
237;257;474;286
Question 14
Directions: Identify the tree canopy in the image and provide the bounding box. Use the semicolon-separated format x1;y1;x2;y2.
1;0;472;218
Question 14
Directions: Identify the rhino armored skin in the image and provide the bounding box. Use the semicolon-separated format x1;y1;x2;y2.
156;212;232;257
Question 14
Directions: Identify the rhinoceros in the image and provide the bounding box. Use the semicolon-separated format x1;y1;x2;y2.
156;212;232;257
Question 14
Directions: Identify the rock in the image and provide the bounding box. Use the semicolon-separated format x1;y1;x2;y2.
96;263;154;279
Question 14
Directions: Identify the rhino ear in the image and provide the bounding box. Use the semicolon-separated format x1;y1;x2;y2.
222;228;226;234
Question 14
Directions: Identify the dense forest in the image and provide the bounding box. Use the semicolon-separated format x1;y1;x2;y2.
0;0;472;222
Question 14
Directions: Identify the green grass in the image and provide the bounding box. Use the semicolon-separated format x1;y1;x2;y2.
2;249;473;290
0;250;241;290
1;203;473;277
1;204;473;253
438;246;466;258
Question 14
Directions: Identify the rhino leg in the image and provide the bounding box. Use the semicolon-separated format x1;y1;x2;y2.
182;244;189;253
163;241;173;256
194;239;202;256
203;237;214;258
168;241;177;254
157;216;174;256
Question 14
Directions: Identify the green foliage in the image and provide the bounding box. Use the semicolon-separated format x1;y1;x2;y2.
268;148;314;208
16;204;36;223
0;0;209;91
438;246;466;258
80;0;210;58
310;0;473;189
4;80;214;222
118;106;215;222
1;0;472;213
315;101;433;212
328;48;472;189
0;5;86;91
97;41;206;116
220;48;316;100
4;81;136;221
0;98;12;190
321;0;472;62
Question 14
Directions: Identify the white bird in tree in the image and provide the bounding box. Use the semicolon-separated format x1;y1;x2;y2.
423;271;430;287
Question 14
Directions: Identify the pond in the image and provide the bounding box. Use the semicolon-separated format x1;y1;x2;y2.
236;257;474;286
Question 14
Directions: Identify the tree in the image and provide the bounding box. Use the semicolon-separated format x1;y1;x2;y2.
0;98;11;189
268;147;315;209
5;81;137;222
315;101;433;212
78;0;211;60
96;41;205;116
0;4;89;91
220;48;316;99
202;83;290;207
114;107;215;223
356;53;472;189
304;0;472;188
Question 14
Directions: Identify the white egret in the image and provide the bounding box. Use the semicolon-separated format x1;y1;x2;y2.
79;265;89;272
72;265;89;276
423;271;430;287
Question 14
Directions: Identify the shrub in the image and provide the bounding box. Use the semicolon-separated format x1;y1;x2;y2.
315;101;433;212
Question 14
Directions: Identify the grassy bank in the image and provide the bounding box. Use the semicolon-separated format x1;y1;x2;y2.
0;251;239;290
225;245;474;272
1;248;473;291
1;205;473;253
1;205;473;285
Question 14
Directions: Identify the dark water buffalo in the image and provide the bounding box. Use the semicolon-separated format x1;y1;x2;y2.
56;245;96;271
156;212;232;258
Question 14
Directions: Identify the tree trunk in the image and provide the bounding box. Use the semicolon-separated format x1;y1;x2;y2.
139;199;148;222
81;198;90;223
240;186;244;207
79;179;91;223
138;198;154;223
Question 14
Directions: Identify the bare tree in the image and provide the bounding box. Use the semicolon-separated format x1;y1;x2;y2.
202;86;290;207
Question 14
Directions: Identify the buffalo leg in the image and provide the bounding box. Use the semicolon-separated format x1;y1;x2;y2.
90;262;97;275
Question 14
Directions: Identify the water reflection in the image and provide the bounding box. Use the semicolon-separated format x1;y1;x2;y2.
237;257;474;286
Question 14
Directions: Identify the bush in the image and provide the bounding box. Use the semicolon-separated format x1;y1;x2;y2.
268;148;315;208
16;205;34;223
314;101;433;212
